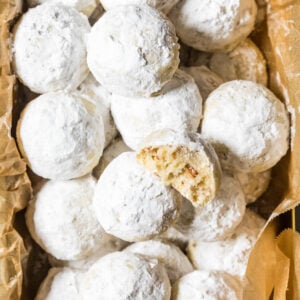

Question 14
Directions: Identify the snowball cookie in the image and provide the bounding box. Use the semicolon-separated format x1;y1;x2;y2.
209;39;268;86
136;129;222;207
93;137;131;178
48;237;129;270
111;69;202;150
26;176;112;261
77;74;118;148
35;268;82;300
169;0;257;52
26;0;97;16
201;80;290;173
100;0;179;15
173;173;246;242
17;91;105;180
235;170;271;204
171;270;243;300
13;4;90;94
81;252;171;300
187;209;265;279
124;240;193;283
93;152;181;242
181;66;224;100
87;4;179;97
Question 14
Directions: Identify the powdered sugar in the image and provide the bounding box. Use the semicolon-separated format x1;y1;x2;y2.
201;80;290;173
17;91;105;180
93;152;181;242
87;4;179;97
13;4;90;93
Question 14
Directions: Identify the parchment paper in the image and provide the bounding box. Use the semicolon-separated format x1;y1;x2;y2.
0;0;300;299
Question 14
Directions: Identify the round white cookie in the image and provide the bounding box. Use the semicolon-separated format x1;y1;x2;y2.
36;268;82;300
111;70;202;150
100;0;179;14
17;91;105;180
87;4;179;97
235;170;271;204
187;209;265;279
171;270;243;300
80;252;171;300
124;240;193;283
169;0;257;52
93;152;181;242
13;4;90;93
26;0;97;16
93;137;131;178
48;238;129;270
173;173;246;242
77;74;118;148
26;176;111;261
137;129;222;207
209;39;268;86
181;66;224;100
201;80;290;173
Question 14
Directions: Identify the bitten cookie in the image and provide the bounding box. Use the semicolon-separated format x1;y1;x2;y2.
187;209;265;279
181;66;224;100
77;74;118;148
171;270;243;300
111;70;202;150
173;173;246;241
26;176;111;261
13;4;90;93
26;0;97;16
111;70;202;149
80;252;171;300
209;39;268;85
87;4;179;97
93;137;131;178
93;152;181;242
17;91;105;180
124;240;193;283
169;0;257;52
201;80;289;173
100;0;179;14
35;268;82;300
136;129;222;207
235;170;271;204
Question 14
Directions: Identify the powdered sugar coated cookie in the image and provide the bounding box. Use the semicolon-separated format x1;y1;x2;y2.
87;4;179;97
93;152;181;242
169;0;257;52
13;4;90;93
17;91;105;180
